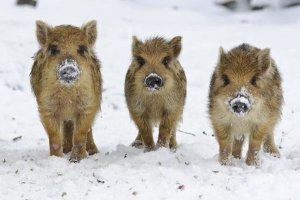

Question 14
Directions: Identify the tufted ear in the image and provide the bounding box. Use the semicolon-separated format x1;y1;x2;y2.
218;46;228;64
36;20;51;46
257;48;271;74
82;20;97;46
131;36;143;55
169;36;182;58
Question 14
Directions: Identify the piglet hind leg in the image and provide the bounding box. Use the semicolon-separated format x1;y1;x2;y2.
131;133;144;149
86;128;99;156
232;135;245;159
263;133;280;158
70;115;95;162
63;120;74;154
157;112;179;149
169;129;177;150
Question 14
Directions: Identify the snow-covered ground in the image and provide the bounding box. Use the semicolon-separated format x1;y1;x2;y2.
0;0;300;199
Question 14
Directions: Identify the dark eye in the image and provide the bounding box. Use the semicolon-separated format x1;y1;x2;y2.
78;45;87;56
48;45;59;56
250;75;258;86
135;56;145;67
162;56;171;67
222;74;230;86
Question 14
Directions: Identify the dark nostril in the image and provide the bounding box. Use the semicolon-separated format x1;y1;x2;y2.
60;67;75;75
154;78;162;86
232;101;249;113
145;75;162;88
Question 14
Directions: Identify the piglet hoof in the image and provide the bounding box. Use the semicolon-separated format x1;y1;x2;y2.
87;144;99;156
144;145;155;153
70;151;87;163
169;142;177;151
219;155;232;166
269;152;280;158
246;157;261;166
232;151;242;159
263;146;280;158
169;147;177;153
69;144;87;163
155;143;168;151
156;139;169;149
50;144;63;157
131;140;144;149
246;152;261;166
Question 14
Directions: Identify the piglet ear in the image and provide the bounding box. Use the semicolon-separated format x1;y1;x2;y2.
257;48;271;74
82;20;97;46
169;36;182;58
218;47;228;64
36;20;51;46
131;36;143;54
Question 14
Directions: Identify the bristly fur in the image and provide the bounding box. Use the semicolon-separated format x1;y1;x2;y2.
30;20;102;162
125;36;186;150
209;43;283;166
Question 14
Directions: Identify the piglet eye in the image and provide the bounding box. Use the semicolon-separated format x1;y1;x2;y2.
78;45;87;56
135;56;145;67
222;74;230;86
48;45;59;56
162;56;171;67
250;75;258;86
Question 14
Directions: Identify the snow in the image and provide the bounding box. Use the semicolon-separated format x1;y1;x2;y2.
0;0;300;199
57;58;81;86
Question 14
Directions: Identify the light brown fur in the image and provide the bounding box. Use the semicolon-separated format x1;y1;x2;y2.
209;44;283;166
30;20;102;162
125;36;186;151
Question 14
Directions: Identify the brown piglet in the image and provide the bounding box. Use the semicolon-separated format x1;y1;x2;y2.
30;20;102;162
209;44;283;166
125;36;187;151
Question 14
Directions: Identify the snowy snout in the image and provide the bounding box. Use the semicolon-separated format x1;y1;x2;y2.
144;73;163;91
229;96;250;114
57;58;81;85
227;88;253;116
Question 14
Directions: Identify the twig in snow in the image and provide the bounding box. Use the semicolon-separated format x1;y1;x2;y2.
16;0;37;7
93;172;105;184
177;129;196;136
178;185;185;191
12;136;22;142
